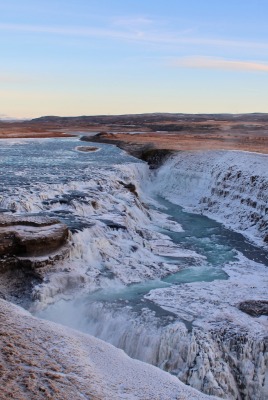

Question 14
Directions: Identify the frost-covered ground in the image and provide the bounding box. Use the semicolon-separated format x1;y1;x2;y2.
0;299;218;400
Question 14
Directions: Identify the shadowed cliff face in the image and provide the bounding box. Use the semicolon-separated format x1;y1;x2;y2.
0;215;69;258
0;215;70;307
80;134;175;168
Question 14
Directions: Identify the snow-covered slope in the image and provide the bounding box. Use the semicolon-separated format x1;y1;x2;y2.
0;299;219;400
151;151;268;247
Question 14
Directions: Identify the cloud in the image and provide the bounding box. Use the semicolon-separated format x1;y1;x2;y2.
1;22;268;50
171;56;268;72
0;23;120;38
112;16;153;27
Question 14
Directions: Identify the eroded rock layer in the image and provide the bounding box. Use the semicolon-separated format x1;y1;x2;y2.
0;215;69;271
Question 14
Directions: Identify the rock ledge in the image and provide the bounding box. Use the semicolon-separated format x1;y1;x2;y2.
0;215;69;271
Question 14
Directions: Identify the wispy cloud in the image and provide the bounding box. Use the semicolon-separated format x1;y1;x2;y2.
171;56;268;72
0;23;122;38
112;16;153;27
1;22;268;51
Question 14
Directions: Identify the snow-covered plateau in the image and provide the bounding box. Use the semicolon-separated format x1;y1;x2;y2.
0;139;267;400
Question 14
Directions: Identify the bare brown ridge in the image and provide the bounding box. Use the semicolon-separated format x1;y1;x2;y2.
0;113;267;154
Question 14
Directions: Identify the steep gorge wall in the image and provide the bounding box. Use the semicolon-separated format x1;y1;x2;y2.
152;151;268;247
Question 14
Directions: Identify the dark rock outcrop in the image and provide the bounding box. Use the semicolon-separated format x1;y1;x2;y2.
138;148;175;169
99;219;127;231
94;131;115;138
0;215;69;272
238;300;268;317
76;146;100;152
118;181;138;196
81;134;174;168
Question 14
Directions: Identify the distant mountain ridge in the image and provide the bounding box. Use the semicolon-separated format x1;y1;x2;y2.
29;112;268;124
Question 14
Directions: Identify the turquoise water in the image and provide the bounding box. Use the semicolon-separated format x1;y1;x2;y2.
155;195;268;267
77;191;268;308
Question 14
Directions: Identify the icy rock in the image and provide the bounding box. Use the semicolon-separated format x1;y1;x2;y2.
238;300;268;317
0;215;69;271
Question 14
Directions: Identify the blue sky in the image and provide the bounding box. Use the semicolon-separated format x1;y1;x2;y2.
1;0;268;118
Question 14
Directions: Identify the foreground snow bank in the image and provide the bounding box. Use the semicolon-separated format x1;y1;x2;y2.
0;299;218;400
151;151;268;247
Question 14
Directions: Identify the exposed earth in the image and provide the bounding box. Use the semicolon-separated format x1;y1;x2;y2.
1;113;268;153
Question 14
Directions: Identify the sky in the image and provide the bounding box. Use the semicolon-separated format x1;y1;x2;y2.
1;0;268;118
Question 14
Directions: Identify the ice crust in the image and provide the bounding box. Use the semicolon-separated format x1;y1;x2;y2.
144;255;268;399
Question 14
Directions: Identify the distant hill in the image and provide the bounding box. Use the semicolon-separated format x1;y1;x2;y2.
29;112;268;125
